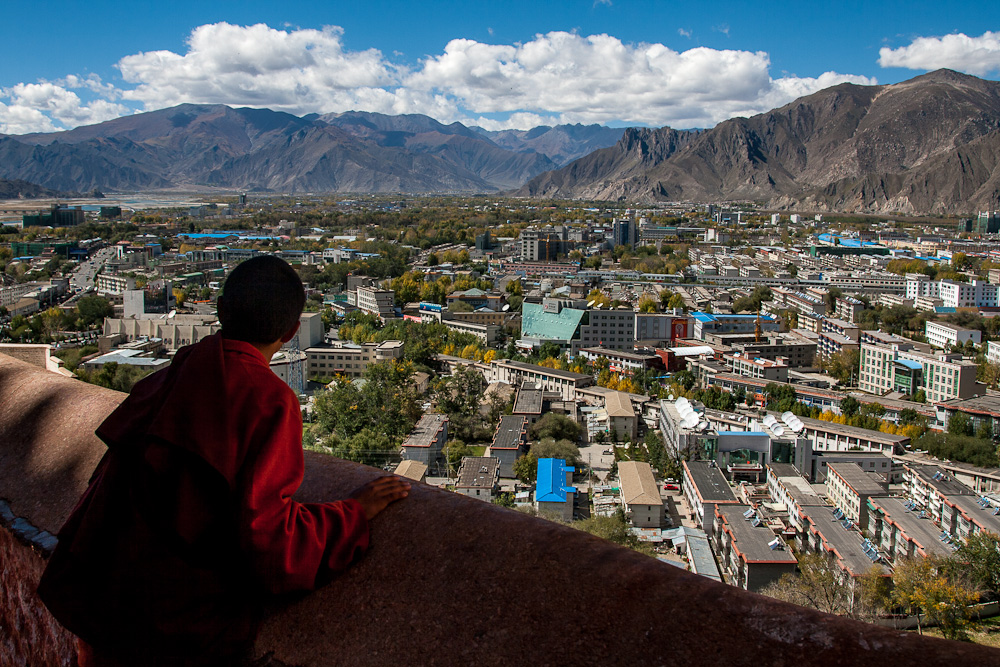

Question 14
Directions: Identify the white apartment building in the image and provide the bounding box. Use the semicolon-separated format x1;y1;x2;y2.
938;279;998;309
0;283;35;308
355;286;396;321
925;321;981;350
305;339;403;379
96;273;136;295
988;340;1000;365
905;275;938;300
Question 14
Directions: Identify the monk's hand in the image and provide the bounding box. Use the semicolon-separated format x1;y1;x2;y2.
350;476;411;520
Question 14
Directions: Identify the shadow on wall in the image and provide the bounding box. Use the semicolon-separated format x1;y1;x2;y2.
2;353;999;666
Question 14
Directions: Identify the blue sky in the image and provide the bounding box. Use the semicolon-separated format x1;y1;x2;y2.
2;0;999;134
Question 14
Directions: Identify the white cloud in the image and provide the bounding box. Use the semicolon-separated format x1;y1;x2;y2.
0;81;129;133
2;23;879;134
678;28;692;39
406;32;875;128
878;31;1000;76
117;22;405;115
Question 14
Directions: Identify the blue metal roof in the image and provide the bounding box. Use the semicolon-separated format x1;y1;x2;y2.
536;458;576;503
717;431;769;437
693;312;716;323
896;359;923;370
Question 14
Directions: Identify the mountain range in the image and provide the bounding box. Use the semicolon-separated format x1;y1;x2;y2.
2;70;1000;214
0;107;621;194
518;69;1000;214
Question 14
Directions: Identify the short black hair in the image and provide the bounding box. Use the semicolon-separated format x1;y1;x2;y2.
218;255;305;343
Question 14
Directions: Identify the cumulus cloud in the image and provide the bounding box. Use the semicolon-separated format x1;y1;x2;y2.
117;22;407;115
0;80;130;134
3;22;879;134
878;31;1000;76
406;31;874;128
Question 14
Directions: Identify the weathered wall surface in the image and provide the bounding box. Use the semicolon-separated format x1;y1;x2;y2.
2;353;998;666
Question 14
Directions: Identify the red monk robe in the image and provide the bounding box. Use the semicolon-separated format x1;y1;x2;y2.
39;333;369;662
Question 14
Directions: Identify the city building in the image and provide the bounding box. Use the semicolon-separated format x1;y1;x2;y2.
455;457;501;502
682;460;741;536
400;414;449;467
305;340;403;379
691;312;779;340
535;458;576;521
858;339;978;403
486;415;530;478
355;286;396;321
825;462;888;532
713;505;797;592
924;321;981;351
937;279;998;309
618;461;664;528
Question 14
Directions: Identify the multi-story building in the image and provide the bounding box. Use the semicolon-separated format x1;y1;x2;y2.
682;460;741;537
305;340;403;379
355;286;396;321
867;497;957;563
618;461;664;528
859;339;978;403
834;296;865;323
96;273;136;295
535;458;576;521
488;359;593;401
726;353;789;382
486;415;529;478
713;505;797;592
691;312;779;340
400;414;449;467
825;462;887;532
924;321;981;351
455;456;501;502
938;279;999;309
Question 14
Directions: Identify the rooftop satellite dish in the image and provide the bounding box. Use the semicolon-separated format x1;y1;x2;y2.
502;304;510;312
167;310;176;319
587;300;595;307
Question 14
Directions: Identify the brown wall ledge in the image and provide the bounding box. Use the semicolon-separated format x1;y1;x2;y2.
1;353;996;666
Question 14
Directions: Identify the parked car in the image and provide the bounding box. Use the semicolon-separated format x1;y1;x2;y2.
663;484;679;491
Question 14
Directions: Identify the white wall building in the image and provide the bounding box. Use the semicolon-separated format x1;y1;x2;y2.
925;320;981;350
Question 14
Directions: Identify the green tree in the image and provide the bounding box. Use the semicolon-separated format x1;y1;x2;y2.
76;296;114;327
78;362;156;393
529;413;582;443
948;411;973;437
531;437;581;467
513;453;537;484
840;395;860;418
955;531;1000;598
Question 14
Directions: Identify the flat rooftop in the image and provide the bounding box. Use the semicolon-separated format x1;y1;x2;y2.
403;414;448;448
685;461;739;503
497;359;592;382
904;463;975;497
513;388;543;415
937;394;1000;418
870;497;955;559
799;505;890;576
456;457;500;489
827;462;887;496
718;505;797;564
944;494;1000;534
491;415;528;450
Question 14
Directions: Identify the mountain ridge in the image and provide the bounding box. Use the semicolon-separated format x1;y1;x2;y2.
516;69;1000;214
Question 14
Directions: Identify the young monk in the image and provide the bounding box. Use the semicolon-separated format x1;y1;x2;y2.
39;255;409;666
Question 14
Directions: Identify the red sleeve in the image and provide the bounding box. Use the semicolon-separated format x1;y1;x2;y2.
240;389;370;594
